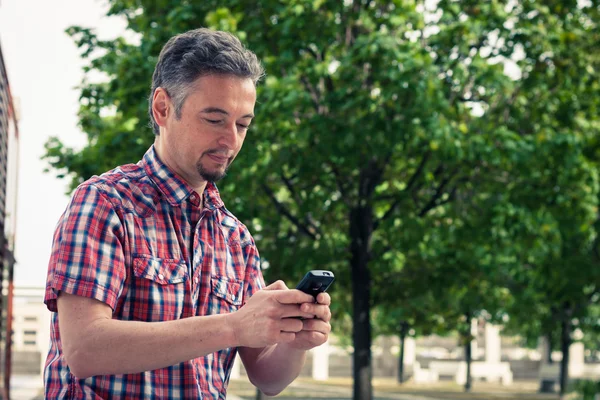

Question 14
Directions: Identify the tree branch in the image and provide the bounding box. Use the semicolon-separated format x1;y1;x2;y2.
374;150;431;229
326;162;352;207
407;150;432;191
279;173;324;237
433;183;461;209
300;75;321;113
261;182;317;240
280;172;301;205
304;46;335;94
304;46;321;61
418;167;461;217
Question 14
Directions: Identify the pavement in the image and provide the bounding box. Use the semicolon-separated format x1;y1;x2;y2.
10;375;44;400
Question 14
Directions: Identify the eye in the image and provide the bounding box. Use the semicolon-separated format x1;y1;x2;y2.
237;123;250;130
205;119;222;124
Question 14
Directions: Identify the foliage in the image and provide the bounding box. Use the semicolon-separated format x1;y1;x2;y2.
570;379;600;400
43;1;600;398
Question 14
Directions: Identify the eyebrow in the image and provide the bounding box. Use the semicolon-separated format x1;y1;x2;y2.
200;107;254;119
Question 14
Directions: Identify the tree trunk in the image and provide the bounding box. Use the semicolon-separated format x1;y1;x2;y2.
559;316;571;398
547;333;554;364
350;205;373;400
464;313;472;392
464;340;472;392
398;322;409;383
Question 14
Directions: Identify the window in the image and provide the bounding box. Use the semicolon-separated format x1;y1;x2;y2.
24;330;37;346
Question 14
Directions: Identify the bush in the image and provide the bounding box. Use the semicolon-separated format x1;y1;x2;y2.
570;379;600;400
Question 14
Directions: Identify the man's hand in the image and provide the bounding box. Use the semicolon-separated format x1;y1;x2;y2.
236;281;332;395
286;291;331;350
230;280;317;348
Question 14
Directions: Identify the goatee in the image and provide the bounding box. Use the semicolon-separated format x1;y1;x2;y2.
197;162;228;182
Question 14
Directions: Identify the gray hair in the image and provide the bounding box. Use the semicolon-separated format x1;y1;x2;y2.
148;28;264;135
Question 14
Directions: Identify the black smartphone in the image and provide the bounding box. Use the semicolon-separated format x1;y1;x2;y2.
296;270;335;298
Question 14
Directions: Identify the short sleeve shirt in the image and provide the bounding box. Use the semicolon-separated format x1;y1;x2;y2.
43;145;264;399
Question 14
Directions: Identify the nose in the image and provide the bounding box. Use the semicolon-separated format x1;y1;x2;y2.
217;122;238;150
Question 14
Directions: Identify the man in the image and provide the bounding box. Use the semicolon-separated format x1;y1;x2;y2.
44;28;331;399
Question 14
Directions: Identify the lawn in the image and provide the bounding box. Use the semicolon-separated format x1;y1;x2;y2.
227;377;564;400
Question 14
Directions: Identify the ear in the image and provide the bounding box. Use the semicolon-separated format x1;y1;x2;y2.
152;87;172;129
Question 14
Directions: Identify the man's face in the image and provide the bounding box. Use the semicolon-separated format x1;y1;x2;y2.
154;74;256;189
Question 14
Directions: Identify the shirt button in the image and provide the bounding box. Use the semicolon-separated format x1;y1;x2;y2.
190;194;196;201
158;273;165;280
194;277;199;284
230;294;235;301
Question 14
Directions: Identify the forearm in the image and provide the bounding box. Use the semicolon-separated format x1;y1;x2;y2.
66;314;236;379
239;344;307;396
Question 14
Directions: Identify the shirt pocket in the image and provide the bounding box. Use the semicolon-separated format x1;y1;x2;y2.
208;276;243;315
131;255;187;322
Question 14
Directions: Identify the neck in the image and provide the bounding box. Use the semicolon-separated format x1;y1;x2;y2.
195;182;208;200
153;141;208;199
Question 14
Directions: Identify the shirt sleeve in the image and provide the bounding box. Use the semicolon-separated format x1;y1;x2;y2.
44;183;127;312
239;228;264;305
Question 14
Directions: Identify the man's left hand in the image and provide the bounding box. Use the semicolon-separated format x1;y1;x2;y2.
286;292;331;350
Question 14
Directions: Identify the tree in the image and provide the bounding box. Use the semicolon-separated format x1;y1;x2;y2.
373;288;446;384
488;1;600;395
44;1;600;399
501;145;599;397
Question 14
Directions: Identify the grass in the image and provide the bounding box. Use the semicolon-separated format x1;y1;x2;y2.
227;377;564;400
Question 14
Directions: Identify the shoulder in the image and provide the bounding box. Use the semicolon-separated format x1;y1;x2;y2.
75;163;160;217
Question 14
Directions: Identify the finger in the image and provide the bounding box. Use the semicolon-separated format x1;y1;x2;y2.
302;319;331;334
316;292;331;305
300;303;331;321
279;318;304;333
264;280;288;291
278;332;296;343
295;330;328;345
280;304;316;319
274;289;314;305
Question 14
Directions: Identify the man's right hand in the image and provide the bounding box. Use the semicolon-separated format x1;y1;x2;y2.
229;280;316;348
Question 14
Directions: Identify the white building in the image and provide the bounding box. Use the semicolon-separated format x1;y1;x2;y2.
11;286;49;376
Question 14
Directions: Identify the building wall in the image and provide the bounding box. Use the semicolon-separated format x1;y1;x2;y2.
12;288;47;351
0;37;21;399
11;287;49;375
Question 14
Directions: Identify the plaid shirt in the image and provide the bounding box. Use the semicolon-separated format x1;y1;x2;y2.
44;145;264;399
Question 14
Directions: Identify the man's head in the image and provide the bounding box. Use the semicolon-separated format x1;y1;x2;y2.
149;28;264;188
148;28;264;135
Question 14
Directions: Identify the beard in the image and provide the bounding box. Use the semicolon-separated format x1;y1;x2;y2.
196;156;230;182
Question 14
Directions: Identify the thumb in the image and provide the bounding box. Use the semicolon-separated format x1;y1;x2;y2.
264;280;289;290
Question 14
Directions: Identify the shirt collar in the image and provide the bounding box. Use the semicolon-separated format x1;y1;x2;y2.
141;145;224;210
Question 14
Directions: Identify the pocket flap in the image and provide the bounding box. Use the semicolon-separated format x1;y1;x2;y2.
133;256;187;285
211;276;243;306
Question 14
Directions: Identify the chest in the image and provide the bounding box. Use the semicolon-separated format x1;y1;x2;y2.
114;203;248;322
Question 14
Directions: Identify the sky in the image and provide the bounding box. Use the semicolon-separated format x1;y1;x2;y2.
0;0;126;287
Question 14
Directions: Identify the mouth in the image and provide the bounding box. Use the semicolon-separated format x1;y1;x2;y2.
206;153;230;164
